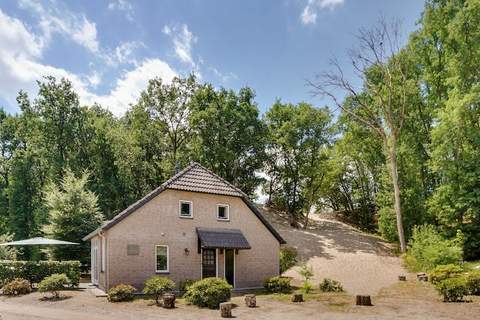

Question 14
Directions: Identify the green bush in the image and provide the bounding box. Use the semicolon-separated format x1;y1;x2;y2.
107;284;137;302
0;260;80;287
319;278;344;292
263;276;292;293
408;225;463;271
280;246;298;274
465;270;480;295
2;278;32;296
38;273;70;299
142;276;175;304
179;279;195;294
429;264;464;285
184;277;232;309
436;277;468;302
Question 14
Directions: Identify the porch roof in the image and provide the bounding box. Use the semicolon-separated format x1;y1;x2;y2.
196;227;251;250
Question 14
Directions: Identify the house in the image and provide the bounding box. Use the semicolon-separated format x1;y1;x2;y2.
83;162;286;291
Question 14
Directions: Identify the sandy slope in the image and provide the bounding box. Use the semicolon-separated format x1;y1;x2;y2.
261;208;405;295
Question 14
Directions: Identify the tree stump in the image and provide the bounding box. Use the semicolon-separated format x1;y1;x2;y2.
220;302;232;318
398;275;407;281
417;274;428;282
356;295;372;306
162;293;175;309
291;293;303;303
245;294;256;307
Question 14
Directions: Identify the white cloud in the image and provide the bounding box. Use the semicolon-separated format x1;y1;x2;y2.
0;9;176;116
210;67;237;83
300;0;344;25
90;59;177;115
108;0;134;22
19;0;99;53
113;41;144;65
163;24;197;67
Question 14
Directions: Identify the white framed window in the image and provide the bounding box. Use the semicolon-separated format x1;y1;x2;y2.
217;204;229;221
101;237;106;272
155;245;169;273
179;200;193;218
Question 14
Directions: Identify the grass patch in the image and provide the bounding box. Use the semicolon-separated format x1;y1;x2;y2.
463;260;480;271
262;289;352;310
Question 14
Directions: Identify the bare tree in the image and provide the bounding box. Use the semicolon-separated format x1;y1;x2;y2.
308;19;411;252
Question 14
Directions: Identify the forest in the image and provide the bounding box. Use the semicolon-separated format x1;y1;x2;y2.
0;0;479;265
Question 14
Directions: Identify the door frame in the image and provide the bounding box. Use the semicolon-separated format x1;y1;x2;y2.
91;238;99;285
201;248;218;279
224;249;235;288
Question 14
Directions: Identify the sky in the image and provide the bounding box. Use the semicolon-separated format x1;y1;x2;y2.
0;0;425;116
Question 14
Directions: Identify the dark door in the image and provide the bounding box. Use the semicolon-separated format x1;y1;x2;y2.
225;249;234;286
202;249;216;278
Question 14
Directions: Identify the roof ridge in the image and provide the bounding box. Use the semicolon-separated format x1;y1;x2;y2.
190;162;248;198
162;161;199;188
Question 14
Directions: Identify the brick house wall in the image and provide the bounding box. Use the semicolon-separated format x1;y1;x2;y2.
94;189;280;291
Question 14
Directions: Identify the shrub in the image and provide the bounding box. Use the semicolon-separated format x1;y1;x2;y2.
143;276;175;304
280;246;298;274
38;273;70;299
179;279;195;294
319;278;344;292
263;276;292;293
465;270;480;295
429;264;464;285
107;284;136;302
0;260;80;287
2;278;32;296
408;225;463;271
184;277;232;309
436;277;468;302
299;263;314;294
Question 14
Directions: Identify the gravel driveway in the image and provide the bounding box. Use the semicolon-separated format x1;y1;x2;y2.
262;208;405;295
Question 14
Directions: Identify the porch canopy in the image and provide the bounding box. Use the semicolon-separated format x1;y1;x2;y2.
0;237;79;246
196;227;251;251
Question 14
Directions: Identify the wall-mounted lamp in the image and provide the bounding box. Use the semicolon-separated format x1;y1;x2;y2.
184;248;190;256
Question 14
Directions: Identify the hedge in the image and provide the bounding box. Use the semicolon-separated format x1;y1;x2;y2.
0;260;80;287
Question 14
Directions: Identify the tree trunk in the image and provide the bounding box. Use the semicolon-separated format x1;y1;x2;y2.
388;138;406;252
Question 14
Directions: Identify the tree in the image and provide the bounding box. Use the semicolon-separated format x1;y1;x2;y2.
137;75;199;173
31;77;86;179
309;20;419;252
421;0;480;259
44;170;103;264
190;85;266;196
264;101;332;226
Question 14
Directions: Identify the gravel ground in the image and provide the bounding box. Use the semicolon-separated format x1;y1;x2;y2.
261;208;405;295
1;212;479;319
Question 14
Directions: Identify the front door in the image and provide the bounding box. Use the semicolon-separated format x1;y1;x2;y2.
202;249;216;278
224;249;235;286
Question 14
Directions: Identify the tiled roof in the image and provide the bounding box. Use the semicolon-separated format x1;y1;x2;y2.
165;163;245;197
83;162;285;244
196;227;251;250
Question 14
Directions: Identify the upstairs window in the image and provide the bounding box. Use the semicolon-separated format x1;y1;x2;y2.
179;200;193;218
217;204;229;221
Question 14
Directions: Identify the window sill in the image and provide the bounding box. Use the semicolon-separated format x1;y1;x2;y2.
217;218;230;222
179;216;193;219
155;271;170;274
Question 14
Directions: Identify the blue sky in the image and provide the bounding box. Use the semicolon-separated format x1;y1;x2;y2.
0;0;425;116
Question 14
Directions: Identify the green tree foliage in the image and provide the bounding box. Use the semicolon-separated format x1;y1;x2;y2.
43;170;103;264
137;75;199;173
190;85;266;196
264;102;332;226
422;0;480;260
